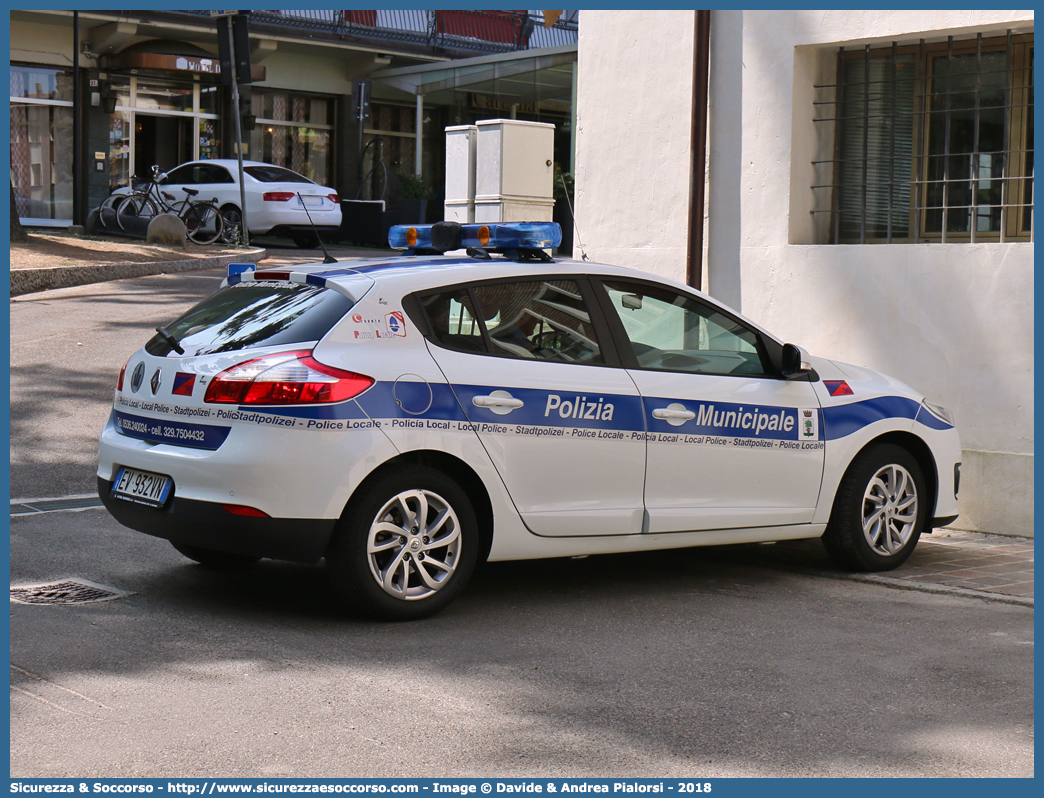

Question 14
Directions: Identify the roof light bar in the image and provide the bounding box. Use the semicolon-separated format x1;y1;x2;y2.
388;222;562;253
388;225;433;251
461;222;561;250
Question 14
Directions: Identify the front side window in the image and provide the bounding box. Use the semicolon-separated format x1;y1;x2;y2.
814;32;1033;243
601;281;768;377
163;165;196;185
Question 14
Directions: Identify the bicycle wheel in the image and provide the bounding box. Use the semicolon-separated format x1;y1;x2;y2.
183;200;224;245
96;194;127;231
116;194;158;232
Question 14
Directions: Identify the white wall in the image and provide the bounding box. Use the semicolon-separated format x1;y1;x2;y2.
575;10;694;279
576;9;1035;536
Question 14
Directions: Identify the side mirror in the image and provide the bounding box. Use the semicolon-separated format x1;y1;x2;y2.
781;343;812;379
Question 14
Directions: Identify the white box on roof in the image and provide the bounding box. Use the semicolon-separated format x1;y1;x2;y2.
475;119;555;202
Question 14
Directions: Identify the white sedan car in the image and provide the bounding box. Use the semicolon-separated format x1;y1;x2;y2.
97;221;961;620
137;159;341;246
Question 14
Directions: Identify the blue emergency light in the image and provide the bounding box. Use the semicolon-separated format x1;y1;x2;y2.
389;221;562;254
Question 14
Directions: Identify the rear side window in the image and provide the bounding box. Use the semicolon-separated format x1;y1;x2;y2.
419;289;485;353
244;165;313;184
145;282;353;357
420;279;604;366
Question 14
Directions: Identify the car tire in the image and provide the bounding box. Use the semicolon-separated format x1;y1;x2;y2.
170;541;260;569
326;465;479;620
219;205;244;245
822;443;927;572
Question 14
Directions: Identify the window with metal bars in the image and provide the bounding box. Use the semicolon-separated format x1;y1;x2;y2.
812;31;1033;243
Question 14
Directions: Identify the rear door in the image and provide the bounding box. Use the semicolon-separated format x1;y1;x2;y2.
418;276;647;537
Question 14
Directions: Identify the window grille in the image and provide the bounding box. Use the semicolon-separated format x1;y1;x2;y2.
812;31;1033;243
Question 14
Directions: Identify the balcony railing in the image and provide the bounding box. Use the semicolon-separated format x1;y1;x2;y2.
175;10;578;55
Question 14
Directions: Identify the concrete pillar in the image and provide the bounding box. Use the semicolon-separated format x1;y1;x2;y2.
707;9;744;310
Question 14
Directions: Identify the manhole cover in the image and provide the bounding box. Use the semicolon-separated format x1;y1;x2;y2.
10;495;104;516
10;579;133;605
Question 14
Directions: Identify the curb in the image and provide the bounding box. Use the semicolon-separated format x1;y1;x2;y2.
9;247;267;297
833;572;1034;607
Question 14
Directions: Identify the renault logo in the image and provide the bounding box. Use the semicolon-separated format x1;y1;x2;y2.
130;362;145;393
150;369;161;395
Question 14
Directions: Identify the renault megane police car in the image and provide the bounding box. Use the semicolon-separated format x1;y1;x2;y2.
98;221;961;620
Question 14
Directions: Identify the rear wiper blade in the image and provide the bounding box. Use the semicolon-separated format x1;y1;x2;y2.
155;326;185;355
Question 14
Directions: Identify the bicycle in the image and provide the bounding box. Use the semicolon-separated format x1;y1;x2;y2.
116;165;225;245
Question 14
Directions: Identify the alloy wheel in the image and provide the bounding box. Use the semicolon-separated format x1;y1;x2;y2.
861;464;919;556
366;489;461;600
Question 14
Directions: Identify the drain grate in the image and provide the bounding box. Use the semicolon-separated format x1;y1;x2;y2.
10;579;133;605
11;496;104;516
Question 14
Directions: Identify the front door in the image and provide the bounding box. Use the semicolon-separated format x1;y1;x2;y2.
595;278;825;533
419;277;647;537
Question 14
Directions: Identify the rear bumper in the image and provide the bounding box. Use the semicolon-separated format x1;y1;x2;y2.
98;477;336;563
260;223;340;239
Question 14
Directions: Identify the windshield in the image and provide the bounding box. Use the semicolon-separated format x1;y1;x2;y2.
145;282;353;357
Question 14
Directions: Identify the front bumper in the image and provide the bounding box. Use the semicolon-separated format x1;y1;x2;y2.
98;477;336;563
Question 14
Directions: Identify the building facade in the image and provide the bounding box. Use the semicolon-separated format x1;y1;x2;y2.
576;10;1034;536
10;9;578;228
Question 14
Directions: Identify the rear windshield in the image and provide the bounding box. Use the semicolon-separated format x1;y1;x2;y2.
145;282;353;357
244;165;314;184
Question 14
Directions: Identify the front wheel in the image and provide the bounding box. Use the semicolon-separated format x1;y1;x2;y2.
326;466;479;620
183;201;224;245
822;443;927;571
116;194;158;231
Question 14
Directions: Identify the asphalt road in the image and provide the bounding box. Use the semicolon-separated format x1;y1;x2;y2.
8;261;1035;778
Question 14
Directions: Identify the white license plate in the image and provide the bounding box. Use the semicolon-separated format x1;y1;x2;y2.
111;466;173;507
298;195;324;208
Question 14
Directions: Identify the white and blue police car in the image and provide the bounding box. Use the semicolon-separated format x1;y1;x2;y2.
98;221;961;619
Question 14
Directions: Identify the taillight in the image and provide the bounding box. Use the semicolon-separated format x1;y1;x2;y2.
263;192;295;202
117;356;131;391
327;193;339;203
203;350;374;405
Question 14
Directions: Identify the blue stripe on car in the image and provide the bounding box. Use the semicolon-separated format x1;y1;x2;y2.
821;396;920;440
226;384;952;441
114;410;231;450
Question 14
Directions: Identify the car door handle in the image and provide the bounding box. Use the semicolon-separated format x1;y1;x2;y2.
652;407;696;421
473;393;524;410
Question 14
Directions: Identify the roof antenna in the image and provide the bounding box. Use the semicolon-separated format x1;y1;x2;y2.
559;173;587;261
297;191;338;264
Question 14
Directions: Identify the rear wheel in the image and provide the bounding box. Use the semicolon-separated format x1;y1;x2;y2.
326;465;479;620
170;541;259;569
822;443;927;571
219;205;244;245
